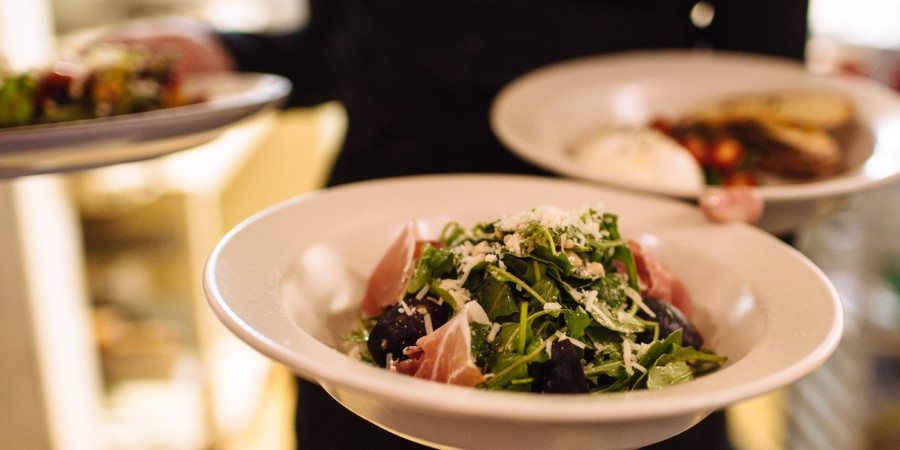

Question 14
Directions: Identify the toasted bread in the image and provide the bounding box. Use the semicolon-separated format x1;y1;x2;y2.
681;90;855;132
727;120;842;178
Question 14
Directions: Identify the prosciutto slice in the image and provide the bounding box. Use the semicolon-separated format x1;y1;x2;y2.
397;302;489;387
359;222;419;318
629;241;693;319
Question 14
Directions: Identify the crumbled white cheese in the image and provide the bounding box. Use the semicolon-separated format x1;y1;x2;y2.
554;330;587;349
570;288;616;329
623;338;634;376
415;284;430;300
463;300;491;325
543;302;562;312
493;205;610;250
424;313;434;335
398;299;413;316
624;286;655;317
452;240;502;283
503;232;526;255
438;278;472;310
486;322;502;343
636;342;651;359
632;362;647;374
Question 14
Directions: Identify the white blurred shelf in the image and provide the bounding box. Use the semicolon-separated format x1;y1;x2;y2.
73;103;345;449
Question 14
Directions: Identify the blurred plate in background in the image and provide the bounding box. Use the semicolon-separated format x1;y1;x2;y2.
491;50;900;234
0;72;291;178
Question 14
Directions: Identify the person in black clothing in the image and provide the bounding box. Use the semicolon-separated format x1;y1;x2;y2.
216;0;809;189
104;1;810;447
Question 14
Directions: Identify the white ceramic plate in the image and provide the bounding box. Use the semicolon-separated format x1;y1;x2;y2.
204;174;843;450
0;72;291;178
491;50;900;234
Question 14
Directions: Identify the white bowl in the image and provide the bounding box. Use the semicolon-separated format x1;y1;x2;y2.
203;174;843;450
491;50;900;235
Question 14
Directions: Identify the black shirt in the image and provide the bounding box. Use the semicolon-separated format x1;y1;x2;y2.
220;0;809;186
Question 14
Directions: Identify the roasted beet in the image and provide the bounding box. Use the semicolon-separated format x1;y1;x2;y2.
367;296;449;367
532;339;589;394
637;297;704;349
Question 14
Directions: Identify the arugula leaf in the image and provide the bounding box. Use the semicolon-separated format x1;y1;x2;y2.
440;221;466;246
364;206;726;394
487;265;548;305
612;244;641;292
532;277;561;305
647;360;694;389
473;273;519;321
428;280;461;311
470;322;494;370
407;244;455;294
562;306;592;339
483;335;556;390
627;331;682;390
484;352;532;391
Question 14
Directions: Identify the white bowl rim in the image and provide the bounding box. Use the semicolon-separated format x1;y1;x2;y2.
204;174;845;423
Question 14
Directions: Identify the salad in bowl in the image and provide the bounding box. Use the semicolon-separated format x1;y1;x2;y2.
350;205;725;393
203;174;843;450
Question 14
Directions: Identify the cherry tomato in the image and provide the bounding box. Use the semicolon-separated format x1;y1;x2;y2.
708;137;746;170
678;135;710;165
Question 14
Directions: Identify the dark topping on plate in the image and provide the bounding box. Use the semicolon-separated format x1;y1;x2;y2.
637;297;704;350
532;339;590;394
367;295;449;367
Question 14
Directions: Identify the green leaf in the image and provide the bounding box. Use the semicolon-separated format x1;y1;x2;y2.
470;322;494;369
628;331;682;389
0;75;36;127
483;335;555;390
407;244;455;294
483;352;532;391
473;274;519;321
612;244;641;292
647;360;694;389
487;265;548;305
532;277;561;305
533;245;573;274
562;306;592;339
440;221;466;246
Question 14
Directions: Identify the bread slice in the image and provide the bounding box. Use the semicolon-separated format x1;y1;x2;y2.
681;90;855;132
728;120;842;178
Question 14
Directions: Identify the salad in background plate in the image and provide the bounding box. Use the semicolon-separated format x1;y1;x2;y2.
0;44;200;128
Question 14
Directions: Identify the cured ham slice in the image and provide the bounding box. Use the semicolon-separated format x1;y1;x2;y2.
629;241;693;319
403;302;489;387
359;222;419;318
390;346;423;376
